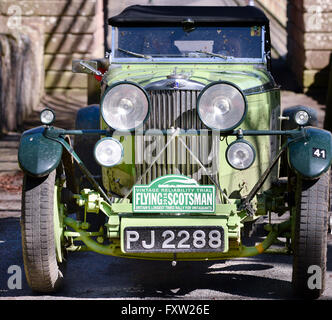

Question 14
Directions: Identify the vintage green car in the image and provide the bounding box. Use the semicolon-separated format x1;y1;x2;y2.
18;5;331;299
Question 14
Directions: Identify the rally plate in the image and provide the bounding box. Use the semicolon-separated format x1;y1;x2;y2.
133;175;216;213
123;226;225;253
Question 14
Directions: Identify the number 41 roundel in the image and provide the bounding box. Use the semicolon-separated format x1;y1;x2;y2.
312;148;326;159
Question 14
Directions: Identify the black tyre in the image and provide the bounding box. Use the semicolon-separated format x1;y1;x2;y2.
21;170;67;293
292;171;329;299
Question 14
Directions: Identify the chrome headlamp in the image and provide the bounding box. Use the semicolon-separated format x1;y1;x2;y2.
197;82;247;131
94;138;124;167
40;108;55;125
101;82;150;131
226;140;255;170
295;110;309;126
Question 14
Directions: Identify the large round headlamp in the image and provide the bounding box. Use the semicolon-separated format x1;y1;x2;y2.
226;140;255;170
197;82;247;131
94;138;124;167
101;82;150;131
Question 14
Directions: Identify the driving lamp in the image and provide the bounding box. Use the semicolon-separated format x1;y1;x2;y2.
197;82;247;131
101;82;150;131
94;138;124;167
294;110;309;126
40;109;55;125
226;140;255;170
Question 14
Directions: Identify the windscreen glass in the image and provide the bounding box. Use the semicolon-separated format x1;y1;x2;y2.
114;26;264;59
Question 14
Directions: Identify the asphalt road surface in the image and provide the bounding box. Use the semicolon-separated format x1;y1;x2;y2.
1;214;331;301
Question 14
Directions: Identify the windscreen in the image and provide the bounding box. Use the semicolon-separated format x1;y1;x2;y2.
114;26;264;59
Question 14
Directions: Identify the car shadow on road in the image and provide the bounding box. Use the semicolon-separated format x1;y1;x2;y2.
121;261;292;300
56;251;294;300
58;234;332;300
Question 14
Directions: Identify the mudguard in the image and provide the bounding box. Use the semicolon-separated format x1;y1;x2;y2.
287;127;332;179
18;126;63;177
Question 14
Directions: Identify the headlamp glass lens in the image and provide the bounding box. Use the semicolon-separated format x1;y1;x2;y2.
198;83;246;131
226;141;255;170
94;138;123;167
40;109;55;125
295;110;309;126
102;83;149;131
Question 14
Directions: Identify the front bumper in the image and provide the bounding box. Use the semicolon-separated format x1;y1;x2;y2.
64;211;291;260
64;196;291;261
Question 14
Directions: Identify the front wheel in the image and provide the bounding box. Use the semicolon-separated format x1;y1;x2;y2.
292;171;329;299
21;170;67;293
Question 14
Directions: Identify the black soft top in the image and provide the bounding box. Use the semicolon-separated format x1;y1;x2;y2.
108;5;269;27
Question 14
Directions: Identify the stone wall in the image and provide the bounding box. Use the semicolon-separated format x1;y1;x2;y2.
288;0;332;93
0;12;44;134
257;0;332;93
0;0;104;134
0;0;104;99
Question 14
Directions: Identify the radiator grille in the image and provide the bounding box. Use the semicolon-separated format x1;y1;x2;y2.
146;90;204;130
135;90;219;187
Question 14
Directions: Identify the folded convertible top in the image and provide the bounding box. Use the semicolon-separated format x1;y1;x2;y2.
108;5;269;27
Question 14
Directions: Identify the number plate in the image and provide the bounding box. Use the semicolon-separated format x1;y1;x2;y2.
123;226;225;253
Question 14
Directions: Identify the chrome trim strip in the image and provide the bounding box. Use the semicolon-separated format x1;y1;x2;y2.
145;78;205;91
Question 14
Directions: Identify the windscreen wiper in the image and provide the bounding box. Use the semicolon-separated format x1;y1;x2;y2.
195;50;233;60
118;48;152;60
